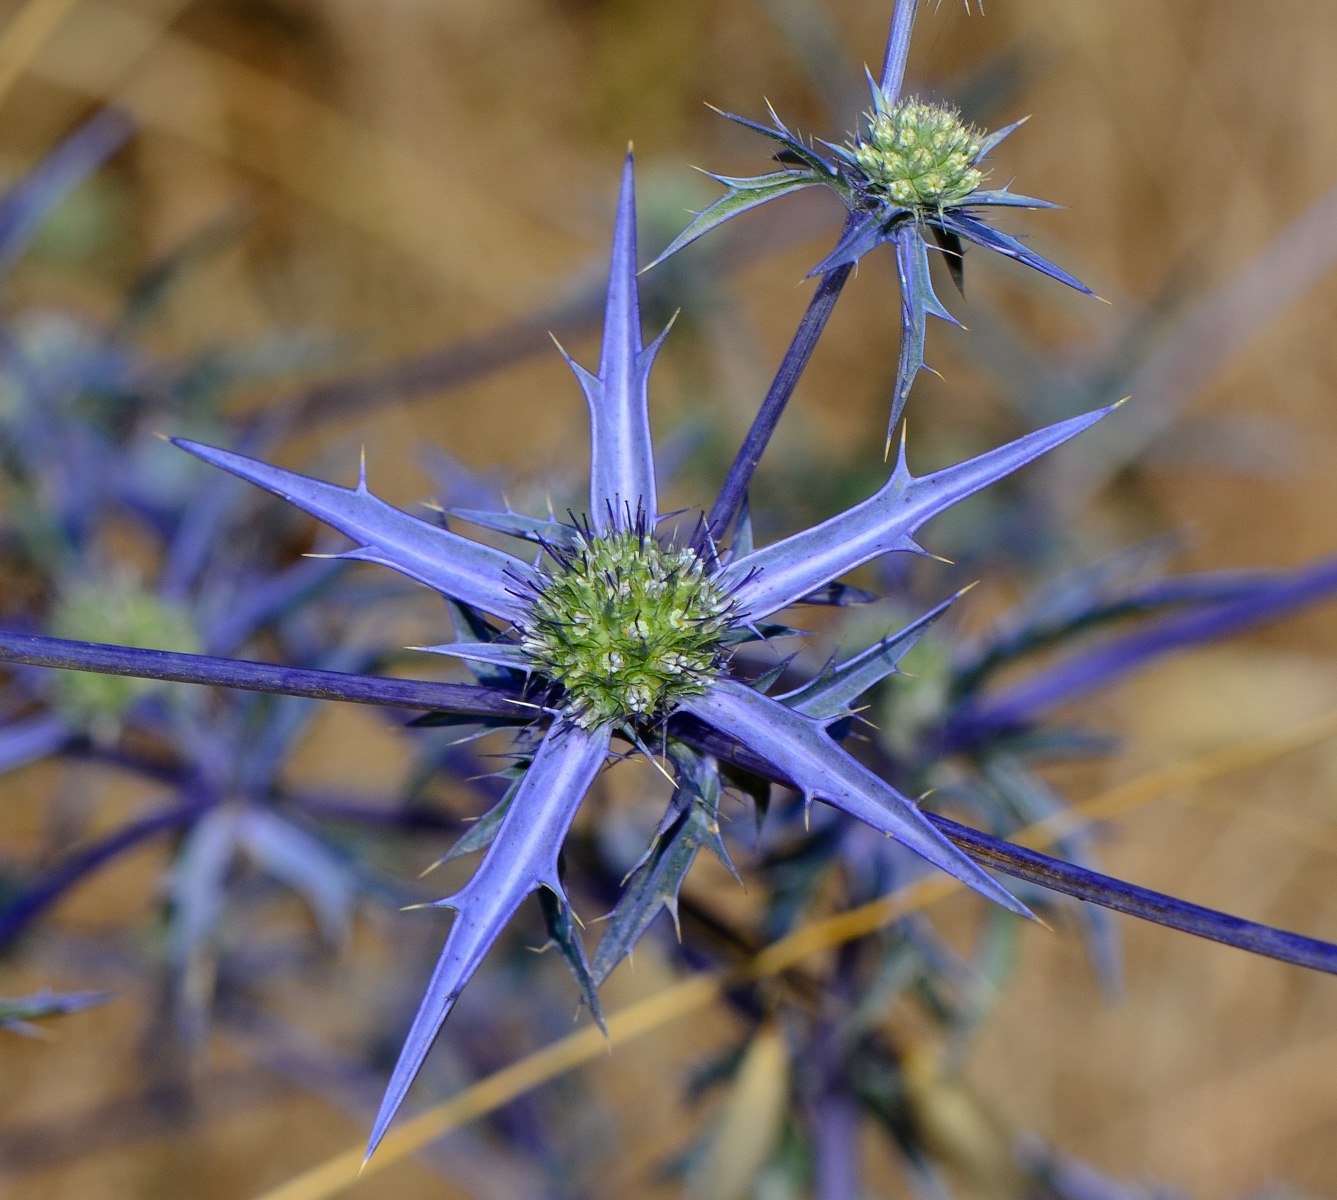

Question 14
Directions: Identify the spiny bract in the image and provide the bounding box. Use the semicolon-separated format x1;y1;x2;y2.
520;528;733;728
851;98;986;209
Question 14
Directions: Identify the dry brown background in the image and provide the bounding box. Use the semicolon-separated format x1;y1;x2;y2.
2;0;1337;1197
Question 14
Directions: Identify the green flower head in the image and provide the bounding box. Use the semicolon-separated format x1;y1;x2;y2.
851;98;986;209
519;527;733;729
49;573;200;736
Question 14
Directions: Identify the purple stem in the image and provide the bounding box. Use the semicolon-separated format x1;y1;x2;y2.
0;631;533;722
0;797;210;946
880;0;919;103
670;719;1337;977
704;223;857;547
6;633;1337;976
812;1089;863;1200
950;553;1337;742
937;817;1337;974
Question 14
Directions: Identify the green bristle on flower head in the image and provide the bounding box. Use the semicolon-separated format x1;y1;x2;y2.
49;573;200;737
852;98;985;209
521;530;732;729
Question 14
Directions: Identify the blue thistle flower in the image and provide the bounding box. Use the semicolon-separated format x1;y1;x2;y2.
647;0;1094;437
172;152;1113;1159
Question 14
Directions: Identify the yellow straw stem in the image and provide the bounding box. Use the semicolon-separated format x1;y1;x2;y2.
0;0;80;110
257;975;724;1200
1011;707;1337;851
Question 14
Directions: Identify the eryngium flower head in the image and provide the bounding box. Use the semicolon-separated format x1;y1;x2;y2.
172;151;1114;1163
851;97;984;208
645;0;1094;439
49;572;199;736
520;526;733;727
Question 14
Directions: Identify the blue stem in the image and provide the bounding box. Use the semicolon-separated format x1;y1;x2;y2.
5;632;1336;976
704;219;858;547
880;0;919;102
0;798;210;947
935;814;1337;974
0;631;533;722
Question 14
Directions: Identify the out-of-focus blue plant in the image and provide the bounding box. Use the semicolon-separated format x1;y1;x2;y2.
0;113;412;1045
0;437;384;1037
709;515;1337;1195
0;988;111;1038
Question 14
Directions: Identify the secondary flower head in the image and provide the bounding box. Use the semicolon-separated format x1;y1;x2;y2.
646;0;1094;439
48;572;199;736
850;97;985;209
172;151;1112;1162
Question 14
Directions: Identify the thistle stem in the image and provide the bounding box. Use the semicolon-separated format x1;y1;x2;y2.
0;631;533;722
880;0;919;103
703;224;856;547
6;631;1336;975
937;816;1337;973
669;719;1337;976
0;797;210;947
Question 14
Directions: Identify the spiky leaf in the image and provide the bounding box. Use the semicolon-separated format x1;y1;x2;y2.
888;223;961;436
413;641;533;671
558;154;663;532
422;773;524;874
940;210;1092;296
807;210;895;276
172;440;534;623
539;887;604;1030
780;589;962;721
682;680;1031;917
722;406;1116;620
590;749;735;985
645;170;824;270
449;508;579;547
365;722;609;1162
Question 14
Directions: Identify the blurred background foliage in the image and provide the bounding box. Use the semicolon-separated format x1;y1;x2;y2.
3;0;1337;1197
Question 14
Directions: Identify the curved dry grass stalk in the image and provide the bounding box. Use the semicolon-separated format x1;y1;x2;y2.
0;0;81;110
